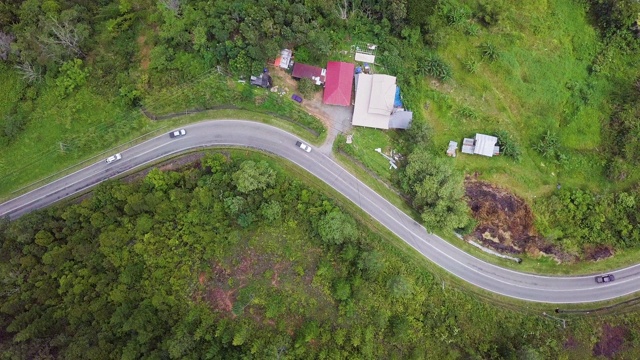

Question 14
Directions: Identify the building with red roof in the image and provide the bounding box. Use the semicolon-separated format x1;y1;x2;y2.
323;61;355;106
292;63;326;85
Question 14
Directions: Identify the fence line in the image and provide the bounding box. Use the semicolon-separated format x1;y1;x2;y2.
140;105;321;137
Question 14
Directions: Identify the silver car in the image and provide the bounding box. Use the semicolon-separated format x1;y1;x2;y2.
295;141;311;153
106;153;122;164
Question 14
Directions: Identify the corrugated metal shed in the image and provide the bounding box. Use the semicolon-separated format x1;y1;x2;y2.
474;134;498;157
352;74;390;129
292;63;326;84
355;52;376;63
461;134;499;157
388;111;413;129
275;49;292;69
461;138;475;154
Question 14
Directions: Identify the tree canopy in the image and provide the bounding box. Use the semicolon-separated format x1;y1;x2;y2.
399;150;470;231
1;151;622;358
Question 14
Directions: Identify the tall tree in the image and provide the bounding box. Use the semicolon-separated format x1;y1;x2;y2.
232;160;276;193
317;210;358;245
400;151;470;231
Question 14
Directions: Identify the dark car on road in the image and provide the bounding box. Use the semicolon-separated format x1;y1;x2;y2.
595;274;615;283
169;129;187;138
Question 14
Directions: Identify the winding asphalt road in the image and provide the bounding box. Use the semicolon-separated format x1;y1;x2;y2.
1;120;638;304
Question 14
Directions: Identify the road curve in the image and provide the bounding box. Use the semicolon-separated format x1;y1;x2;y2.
1;120;639;304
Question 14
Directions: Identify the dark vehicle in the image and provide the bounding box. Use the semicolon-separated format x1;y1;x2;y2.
595;274;615;283
295;141;311;153
169;129;187;138
291;94;303;103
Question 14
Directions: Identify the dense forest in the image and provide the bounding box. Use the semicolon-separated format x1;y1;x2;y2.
3;152;640;359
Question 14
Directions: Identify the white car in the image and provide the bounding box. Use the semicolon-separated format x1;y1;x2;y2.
106;153;122;164
169;129;187;138
295;141;311;153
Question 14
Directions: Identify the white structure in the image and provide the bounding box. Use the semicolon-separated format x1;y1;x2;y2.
355;52;376;63
447;141;458;157
352;74;397;129
461;134;499;157
275;49;293;69
352;42;377;64
389;110;413;129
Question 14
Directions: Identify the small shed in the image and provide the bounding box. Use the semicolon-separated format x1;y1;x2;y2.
447;141;458;157
274;49;293;69
474;134;498;157
250;73;272;88
461;134;499;157
353;42;377;64
461;138;475;154
389;111;413;129
292;63;326;85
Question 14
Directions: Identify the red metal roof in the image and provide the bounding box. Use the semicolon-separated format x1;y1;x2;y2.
323;61;354;106
292;63;325;82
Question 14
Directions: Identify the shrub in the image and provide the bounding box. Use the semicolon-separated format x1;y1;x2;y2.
55;59;88;98
420;54;452;81
439;1;472;27
463;58;480;73
298;78;316;99
465;22;480;36
480;43;500;62
477;0;507;27
533;129;563;163
494;130;522;161
455;106;479;120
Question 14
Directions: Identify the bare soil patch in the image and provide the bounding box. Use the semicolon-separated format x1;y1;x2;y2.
465;178;576;263
593;323;628;359
564;335;579;350
137;35;151;71
269;66;333;129
199;249;294;317
584;245;615;261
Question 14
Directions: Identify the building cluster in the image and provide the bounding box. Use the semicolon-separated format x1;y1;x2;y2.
266;47;501;161
269;45;413;130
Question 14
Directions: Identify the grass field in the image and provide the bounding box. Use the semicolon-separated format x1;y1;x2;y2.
344;1;639;199
422;0;640;198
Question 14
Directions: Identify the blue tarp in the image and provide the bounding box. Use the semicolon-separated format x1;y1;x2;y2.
394;86;403;107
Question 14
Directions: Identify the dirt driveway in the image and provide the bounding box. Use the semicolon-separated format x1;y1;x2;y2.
270;67;353;154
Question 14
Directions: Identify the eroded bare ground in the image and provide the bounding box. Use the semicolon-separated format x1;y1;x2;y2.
464;178;577;263
194;244;331;334
593;324;629;359
269;66;333;129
